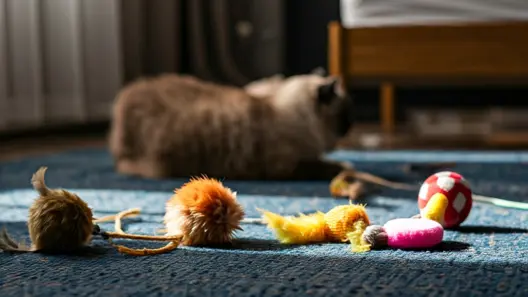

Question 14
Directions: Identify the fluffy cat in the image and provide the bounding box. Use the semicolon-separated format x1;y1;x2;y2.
108;72;355;180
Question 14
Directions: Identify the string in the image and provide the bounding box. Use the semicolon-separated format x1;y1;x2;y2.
473;194;528;210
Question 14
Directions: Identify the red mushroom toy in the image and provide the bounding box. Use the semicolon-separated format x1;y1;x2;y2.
417;171;472;229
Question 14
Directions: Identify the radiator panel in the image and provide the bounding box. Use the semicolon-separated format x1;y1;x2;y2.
81;0;122;121
0;0;286;133
5;0;44;128
0;0;8;129
41;0;85;122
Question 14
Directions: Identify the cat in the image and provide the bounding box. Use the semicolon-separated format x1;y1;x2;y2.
243;74;285;98
108;71;355;180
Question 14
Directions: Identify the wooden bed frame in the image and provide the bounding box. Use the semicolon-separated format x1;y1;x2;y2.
328;21;528;141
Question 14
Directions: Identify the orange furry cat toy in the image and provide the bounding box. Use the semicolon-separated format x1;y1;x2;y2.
110;177;246;256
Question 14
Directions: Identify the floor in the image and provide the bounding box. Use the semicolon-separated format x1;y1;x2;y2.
1;148;525;297
0;123;108;161
0;135;105;161
0;123;525;162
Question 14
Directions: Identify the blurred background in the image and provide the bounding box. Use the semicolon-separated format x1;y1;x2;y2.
1;0;528;161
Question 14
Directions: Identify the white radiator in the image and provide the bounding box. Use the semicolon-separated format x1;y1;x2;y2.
0;0;122;132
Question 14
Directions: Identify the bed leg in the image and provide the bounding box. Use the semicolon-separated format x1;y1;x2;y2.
380;82;395;135
328;21;343;77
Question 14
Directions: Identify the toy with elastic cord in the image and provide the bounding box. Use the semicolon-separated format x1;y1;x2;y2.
110;176;247;256
331;169;528;211
0;167;175;255
416;171;528;228
416;171;472;228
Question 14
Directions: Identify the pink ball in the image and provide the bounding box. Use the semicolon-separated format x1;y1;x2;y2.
384;218;444;249
418;171;473;228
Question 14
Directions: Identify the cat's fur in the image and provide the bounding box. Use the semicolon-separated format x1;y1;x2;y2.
108;72;355;180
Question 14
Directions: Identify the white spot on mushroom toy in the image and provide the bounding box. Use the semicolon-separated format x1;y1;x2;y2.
416;171;473;229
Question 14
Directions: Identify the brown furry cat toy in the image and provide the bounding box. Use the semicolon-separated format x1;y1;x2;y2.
108;72;415;193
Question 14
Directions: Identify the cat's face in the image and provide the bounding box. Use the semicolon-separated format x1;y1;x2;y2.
245;72;355;149
315;77;355;147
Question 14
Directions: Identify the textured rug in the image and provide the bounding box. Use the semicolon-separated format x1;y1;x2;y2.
0;148;527;297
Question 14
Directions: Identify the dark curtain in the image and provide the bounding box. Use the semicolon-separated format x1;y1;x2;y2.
120;0;286;86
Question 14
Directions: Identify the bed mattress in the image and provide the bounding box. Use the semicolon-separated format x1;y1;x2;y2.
341;0;528;27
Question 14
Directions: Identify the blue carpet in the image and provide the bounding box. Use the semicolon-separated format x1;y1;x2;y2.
0;148;527;297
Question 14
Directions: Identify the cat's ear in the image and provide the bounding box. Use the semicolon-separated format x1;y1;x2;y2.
317;77;344;105
310;67;326;76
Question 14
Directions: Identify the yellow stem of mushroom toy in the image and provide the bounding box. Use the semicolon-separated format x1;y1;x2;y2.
421;193;449;226
346;220;371;252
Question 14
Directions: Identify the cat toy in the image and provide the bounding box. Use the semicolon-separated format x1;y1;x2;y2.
259;204;445;252
362;218;444;250
0;167;177;254
110;176;246;256
415;171;528;228
329;169;418;200
259;203;372;252
416;171;472;228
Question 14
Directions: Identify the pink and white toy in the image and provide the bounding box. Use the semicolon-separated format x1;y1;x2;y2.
362;218;444;250
417;171;473;229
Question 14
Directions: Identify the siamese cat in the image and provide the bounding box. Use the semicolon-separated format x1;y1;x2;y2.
108;70;356;180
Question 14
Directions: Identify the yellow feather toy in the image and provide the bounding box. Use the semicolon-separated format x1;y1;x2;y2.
259;211;327;244
259;203;372;252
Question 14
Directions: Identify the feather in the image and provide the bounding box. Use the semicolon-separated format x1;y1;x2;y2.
259;203;372;251
259;209;327;244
